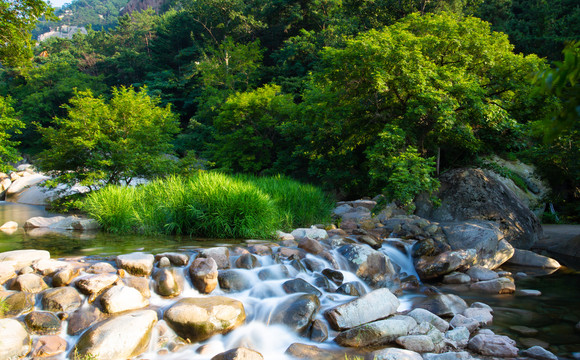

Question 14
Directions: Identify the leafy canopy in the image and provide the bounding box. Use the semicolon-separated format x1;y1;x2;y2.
37;86;180;188
0;96;24;172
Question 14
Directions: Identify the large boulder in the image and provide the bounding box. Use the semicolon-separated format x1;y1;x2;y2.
414;249;476;280
100;285;149;314
336;244;398;289
164;296;245;343
441;221;514;269
42;287;82;312
507;249;561;268
0;318;31;359
325;288;400;331
468;333;518;357
334;319;409;347
416;168;543;249
73;310;157;360
116;252;154;276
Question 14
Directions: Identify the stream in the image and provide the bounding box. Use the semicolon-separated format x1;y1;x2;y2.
1;202;579;359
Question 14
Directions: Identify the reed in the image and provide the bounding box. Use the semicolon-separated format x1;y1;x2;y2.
82;172;333;238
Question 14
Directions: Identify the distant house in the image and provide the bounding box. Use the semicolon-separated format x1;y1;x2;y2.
38;25;87;42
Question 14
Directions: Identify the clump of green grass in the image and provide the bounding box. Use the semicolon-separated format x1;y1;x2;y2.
82;172;334;238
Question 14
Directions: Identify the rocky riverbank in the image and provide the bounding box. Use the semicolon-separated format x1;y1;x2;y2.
0;210;565;360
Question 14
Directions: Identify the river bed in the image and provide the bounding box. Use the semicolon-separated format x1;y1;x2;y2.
1;202;579;359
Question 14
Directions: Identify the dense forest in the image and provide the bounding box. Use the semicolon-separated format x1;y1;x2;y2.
0;0;579;220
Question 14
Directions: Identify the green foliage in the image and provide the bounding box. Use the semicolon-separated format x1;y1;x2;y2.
37;86;180;187
0;0;55;67
0;96;24;172
535;41;580;141
367;125;440;208
83;172;333;237
212;84;295;173
479;160;529;191
290;12;550;196
0;297;8;317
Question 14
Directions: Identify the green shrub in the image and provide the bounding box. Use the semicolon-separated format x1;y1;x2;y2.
82;172;333;238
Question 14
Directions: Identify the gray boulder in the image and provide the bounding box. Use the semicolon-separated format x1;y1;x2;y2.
416;168;543;249
100;285;149;314
413;294;468;317
116;252;154;276
372;348;423;360
522;346;558;360
507;249;561;268
470;277;515;294
325;288;400;331
467;333;518;357
414;249;476;280
73;310;157;360
211;347;264;360
0;318;31;359
441;221;514;269
190;257;219;294
396;335;435;352
335;319;408;347
0;249;50;271
42;287;82;312
407;309;449;333
336;244;398;289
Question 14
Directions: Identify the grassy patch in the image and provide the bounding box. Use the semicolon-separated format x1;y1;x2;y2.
82;172;334;238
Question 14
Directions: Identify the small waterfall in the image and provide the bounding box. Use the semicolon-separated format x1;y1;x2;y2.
380;238;420;281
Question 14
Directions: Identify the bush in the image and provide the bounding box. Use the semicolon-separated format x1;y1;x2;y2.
82;172;334;238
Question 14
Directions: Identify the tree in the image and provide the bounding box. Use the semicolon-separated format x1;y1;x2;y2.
37;86;180;188
0;96;24;172
289;12;552;197
0;0;54;67
211;84;295;173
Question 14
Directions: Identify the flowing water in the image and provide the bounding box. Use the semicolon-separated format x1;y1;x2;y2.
1;202;579;359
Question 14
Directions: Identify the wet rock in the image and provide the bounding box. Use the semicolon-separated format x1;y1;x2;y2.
0;318;31;359
396;334;435;352
309;319;328;342
164;297;245;343
218;270;253;292
313;274;337;292
71;218;101;231
325;288;400;331
42;286;82;312
522;345;558;360
276;231;295;242
470;302;493;312
235;253;260;269
31;335;67;358
510;325;539;336
422;351;473;360
0;290;35;316
463;308;493;326
0;221;17;231
282;278;322;297
277;247;306;260
413;294;468;317
0;249;50;271
285;343;355;360
298;238;326;255
507;249;561;268
442;272;471;284
466;265;499;281
291;228;328;241
407;308;449;333
199;247;231;269
0;262;16;284
467;333;518;357
446;326;470;348
190;257;219;294
158;256;171;268
257;264;289;280
270;293;320;334
86;262;117;274
336;244;398;289
33;259;71;276
153;268;183;297
154;252;189;266
75;273;118;296
52;267;82;287
116;252;155;276
322;268;344;286
67;305;105;336
11;273;49;293
211;347;264;360
122;275;151;298
334;319;409;347
101;285;149;314
247;244;273;256
470;277;515;294
449;314;479;333
414;249;476;280
73;310;158;360
336;281;367;296
517;289;542;296
372;347;423;360
303;257;325;272
24;311;61;335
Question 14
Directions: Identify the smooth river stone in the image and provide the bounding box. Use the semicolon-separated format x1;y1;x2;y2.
0;249;50;271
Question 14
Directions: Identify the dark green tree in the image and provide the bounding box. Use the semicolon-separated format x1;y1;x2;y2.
0;96;24;171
